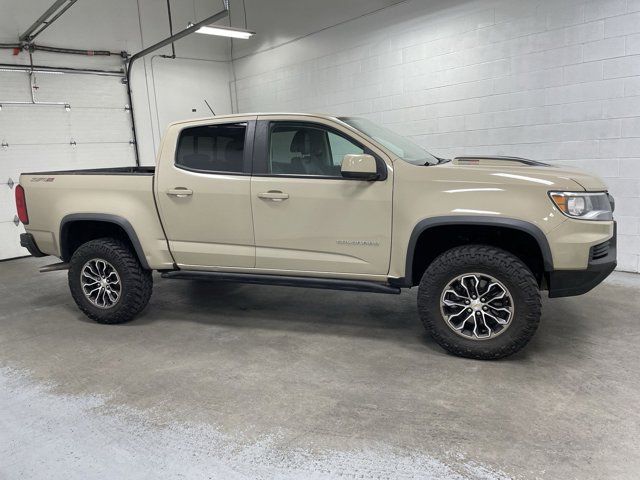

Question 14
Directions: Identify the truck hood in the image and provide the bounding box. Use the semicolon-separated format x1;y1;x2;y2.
450;156;607;191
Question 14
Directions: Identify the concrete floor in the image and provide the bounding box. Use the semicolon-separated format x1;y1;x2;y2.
1;256;639;479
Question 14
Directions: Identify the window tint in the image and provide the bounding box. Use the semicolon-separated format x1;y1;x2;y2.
340;116;439;166
269;124;364;177
176;123;246;173
328;131;364;166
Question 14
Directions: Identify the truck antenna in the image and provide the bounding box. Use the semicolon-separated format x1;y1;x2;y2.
204;99;216;116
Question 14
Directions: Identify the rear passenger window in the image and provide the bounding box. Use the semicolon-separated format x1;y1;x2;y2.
176;123;246;173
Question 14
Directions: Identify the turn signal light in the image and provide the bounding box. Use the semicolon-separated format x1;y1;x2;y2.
550;193;567;212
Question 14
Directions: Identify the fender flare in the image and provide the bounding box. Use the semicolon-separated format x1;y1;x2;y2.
402;216;554;285
59;213;150;270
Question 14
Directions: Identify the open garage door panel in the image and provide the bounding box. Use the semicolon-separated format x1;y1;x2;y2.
0;69;135;260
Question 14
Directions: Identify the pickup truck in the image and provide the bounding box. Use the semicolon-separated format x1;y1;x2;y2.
15;113;616;359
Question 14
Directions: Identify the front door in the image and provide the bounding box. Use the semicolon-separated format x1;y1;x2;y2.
250;117;393;276
156;117;256;269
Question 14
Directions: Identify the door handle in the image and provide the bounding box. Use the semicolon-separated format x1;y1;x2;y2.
166;187;193;198
257;191;289;202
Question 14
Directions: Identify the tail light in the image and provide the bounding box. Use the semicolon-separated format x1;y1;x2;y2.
15;184;29;225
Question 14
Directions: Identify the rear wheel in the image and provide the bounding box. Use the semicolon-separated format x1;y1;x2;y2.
68;238;153;324
417;245;541;360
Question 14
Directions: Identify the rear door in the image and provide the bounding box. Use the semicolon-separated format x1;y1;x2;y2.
155;117;256;269
250;115;393;276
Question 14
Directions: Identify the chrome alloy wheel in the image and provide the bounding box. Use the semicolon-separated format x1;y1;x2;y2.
440;273;514;340
80;259;122;309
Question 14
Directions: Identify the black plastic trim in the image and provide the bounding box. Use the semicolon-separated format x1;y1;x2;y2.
22;166;155;176
402;216;554;287
253;119;269;174
547;222;617;298
340;171;380;181
547;263;616;298
454;155;551;167
59;213;150;270
20;233;47;257
162;270;401;294
250;172;382;181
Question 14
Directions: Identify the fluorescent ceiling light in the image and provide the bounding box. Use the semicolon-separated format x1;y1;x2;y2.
196;25;255;39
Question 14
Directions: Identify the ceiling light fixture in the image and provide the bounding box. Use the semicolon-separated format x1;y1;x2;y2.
195;24;254;39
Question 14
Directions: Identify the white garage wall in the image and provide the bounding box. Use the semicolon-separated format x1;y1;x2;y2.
147;56;232;149
0;0;234;259
0;0;234;163
232;0;640;273
0;71;135;258
130;0;234;163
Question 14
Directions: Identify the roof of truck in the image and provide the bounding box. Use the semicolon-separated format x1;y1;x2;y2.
167;112;342;127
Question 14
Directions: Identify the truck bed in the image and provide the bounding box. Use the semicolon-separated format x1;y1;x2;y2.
19;167;173;270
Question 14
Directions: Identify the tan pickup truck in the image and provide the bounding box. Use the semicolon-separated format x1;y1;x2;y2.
15;113;616;359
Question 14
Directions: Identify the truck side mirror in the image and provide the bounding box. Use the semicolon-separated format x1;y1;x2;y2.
340;154;379;180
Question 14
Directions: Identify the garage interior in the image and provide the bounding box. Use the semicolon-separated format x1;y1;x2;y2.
1;0;639;479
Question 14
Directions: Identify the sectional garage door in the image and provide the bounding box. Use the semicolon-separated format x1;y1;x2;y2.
0;69;135;260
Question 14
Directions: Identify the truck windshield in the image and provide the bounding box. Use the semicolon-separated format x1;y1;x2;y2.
339;117;439;166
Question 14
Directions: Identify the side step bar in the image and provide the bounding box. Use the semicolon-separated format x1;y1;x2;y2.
161;270;401;294
39;261;69;273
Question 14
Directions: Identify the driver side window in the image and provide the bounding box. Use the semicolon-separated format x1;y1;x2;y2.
269;123;364;177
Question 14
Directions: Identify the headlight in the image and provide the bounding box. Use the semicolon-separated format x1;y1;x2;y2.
549;191;613;221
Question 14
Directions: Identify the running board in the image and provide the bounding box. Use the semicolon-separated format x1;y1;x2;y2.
39;261;69;273
161;270;401;294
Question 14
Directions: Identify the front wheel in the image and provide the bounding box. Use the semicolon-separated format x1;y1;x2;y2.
417;245;541;360
68;238;153;324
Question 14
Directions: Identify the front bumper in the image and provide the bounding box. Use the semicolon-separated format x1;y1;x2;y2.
20;233;47;257
547;223;616;298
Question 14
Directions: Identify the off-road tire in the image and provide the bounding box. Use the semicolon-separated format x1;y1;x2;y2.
68;238;153;324
417;245;541;360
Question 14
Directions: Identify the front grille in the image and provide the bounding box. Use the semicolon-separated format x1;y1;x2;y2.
590;241;610;260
